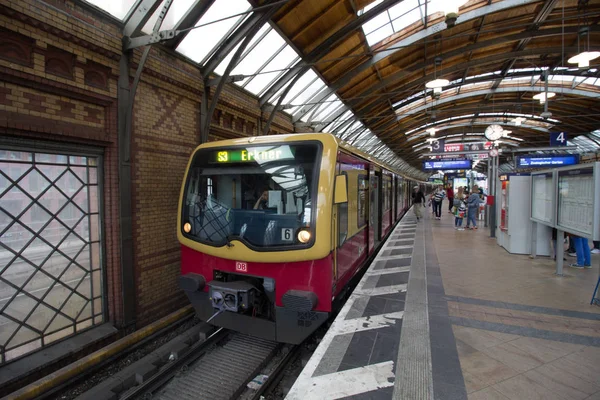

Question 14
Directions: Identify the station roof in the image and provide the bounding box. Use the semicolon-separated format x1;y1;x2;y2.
84;0;600;176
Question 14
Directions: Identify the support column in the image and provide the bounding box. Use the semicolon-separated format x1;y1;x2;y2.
117;51;136;328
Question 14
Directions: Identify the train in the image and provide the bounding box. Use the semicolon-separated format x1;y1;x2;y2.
177;133;422;344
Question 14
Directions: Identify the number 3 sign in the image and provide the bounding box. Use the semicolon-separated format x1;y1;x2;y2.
550;132;567;146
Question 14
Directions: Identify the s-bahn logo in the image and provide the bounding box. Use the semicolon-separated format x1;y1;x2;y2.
235;261;248;273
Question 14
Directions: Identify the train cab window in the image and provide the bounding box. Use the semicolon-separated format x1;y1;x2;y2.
182;143;320;249
357;175;368;228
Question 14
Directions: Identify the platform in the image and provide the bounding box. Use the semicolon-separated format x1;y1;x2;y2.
287;208;600;400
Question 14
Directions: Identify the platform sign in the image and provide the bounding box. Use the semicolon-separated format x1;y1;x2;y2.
431;139;445;153
516;154;579;169
556;162;600;240
530;170;556;227
550;132;568;147
422;159;472;171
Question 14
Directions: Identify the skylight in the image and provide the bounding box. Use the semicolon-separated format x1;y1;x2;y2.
141;0;197;33
84;0;137;20
360;0;451;46
176;0;250;64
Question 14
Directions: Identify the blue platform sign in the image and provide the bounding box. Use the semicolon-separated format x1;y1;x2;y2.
550;132;568;146
516;154;579;168
423;159;472;170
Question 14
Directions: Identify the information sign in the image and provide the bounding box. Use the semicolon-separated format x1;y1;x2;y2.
431;139;445;153
516;154;579;168
556;163;600;240
530;171;555;226
422;159;472;171
550;132;568;147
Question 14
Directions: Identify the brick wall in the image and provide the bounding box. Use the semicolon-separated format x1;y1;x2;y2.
0;0;124;326
1;0;296;331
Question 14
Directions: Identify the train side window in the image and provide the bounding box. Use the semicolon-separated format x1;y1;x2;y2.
338;172;348;246
357;174;368;228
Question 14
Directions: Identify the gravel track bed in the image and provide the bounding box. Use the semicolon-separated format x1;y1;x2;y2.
56;315;200;400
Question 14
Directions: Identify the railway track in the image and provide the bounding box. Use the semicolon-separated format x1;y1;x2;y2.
119;327;229;400
73;323;300;400
154;333;282;400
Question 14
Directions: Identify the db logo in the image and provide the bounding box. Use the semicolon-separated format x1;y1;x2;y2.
235;261;248;273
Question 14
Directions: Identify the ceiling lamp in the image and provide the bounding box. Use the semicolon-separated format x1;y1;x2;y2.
426;78;449;99
444;1;467;28
568;51;600;68
533;92;555;104
512;117;526;126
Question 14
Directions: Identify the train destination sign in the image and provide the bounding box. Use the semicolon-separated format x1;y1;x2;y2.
423;159;472;170
210;146;294;163
516;154;579;168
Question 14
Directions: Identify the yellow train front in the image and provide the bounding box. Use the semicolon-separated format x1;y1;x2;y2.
177;133;412;344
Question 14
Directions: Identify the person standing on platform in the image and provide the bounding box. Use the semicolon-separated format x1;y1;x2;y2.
465;185;481;229
453;189;466;230
592;241;600;255
570;235;592;269
412;185;425;221
446;185;455;213
432;185;445;220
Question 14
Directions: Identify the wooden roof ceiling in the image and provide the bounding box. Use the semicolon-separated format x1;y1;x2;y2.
267;0;600;166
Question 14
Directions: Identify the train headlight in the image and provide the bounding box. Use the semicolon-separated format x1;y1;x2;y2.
297;229;311;243
183;222;192;233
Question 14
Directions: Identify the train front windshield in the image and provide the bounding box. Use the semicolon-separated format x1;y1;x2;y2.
181;143;320;249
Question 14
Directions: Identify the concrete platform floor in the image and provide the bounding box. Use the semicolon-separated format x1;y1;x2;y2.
430;209;600;400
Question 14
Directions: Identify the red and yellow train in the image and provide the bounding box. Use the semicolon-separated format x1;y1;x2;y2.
178;133;419;343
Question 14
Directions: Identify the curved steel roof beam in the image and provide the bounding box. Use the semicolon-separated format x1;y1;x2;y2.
372;84;599;136
292;0;542;122
395;86;600;122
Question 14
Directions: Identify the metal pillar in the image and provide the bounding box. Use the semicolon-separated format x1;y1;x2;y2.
556;230;565;276
117;51;136;328
489;155;497;239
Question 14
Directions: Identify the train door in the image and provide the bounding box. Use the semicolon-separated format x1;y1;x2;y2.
370;167;381;248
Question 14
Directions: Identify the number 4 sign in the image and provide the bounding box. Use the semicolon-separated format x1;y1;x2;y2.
550;132;568;146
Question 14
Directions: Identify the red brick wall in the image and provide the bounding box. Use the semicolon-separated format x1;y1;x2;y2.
1;0;296;330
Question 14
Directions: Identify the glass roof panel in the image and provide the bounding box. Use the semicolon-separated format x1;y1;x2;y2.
390;5;421;32
284;70;319;104
232;29;285;76
214;42;242;76
83;0;137;20
362;11;391;35
365;24;394;46
141;0;197;33
176;0;250;64
243;46;298;94
307;94;340;122
287;75;327;109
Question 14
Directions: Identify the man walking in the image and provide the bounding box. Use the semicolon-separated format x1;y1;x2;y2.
412;185;425;221
432;185;445;220
446;185;454;213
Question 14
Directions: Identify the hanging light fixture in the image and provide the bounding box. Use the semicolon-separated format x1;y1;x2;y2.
568;23;600;68
426;127;438;136
443;1;467;28
512;117;526;126
426;57;448;99
533;92;555;104
568;51;600;68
